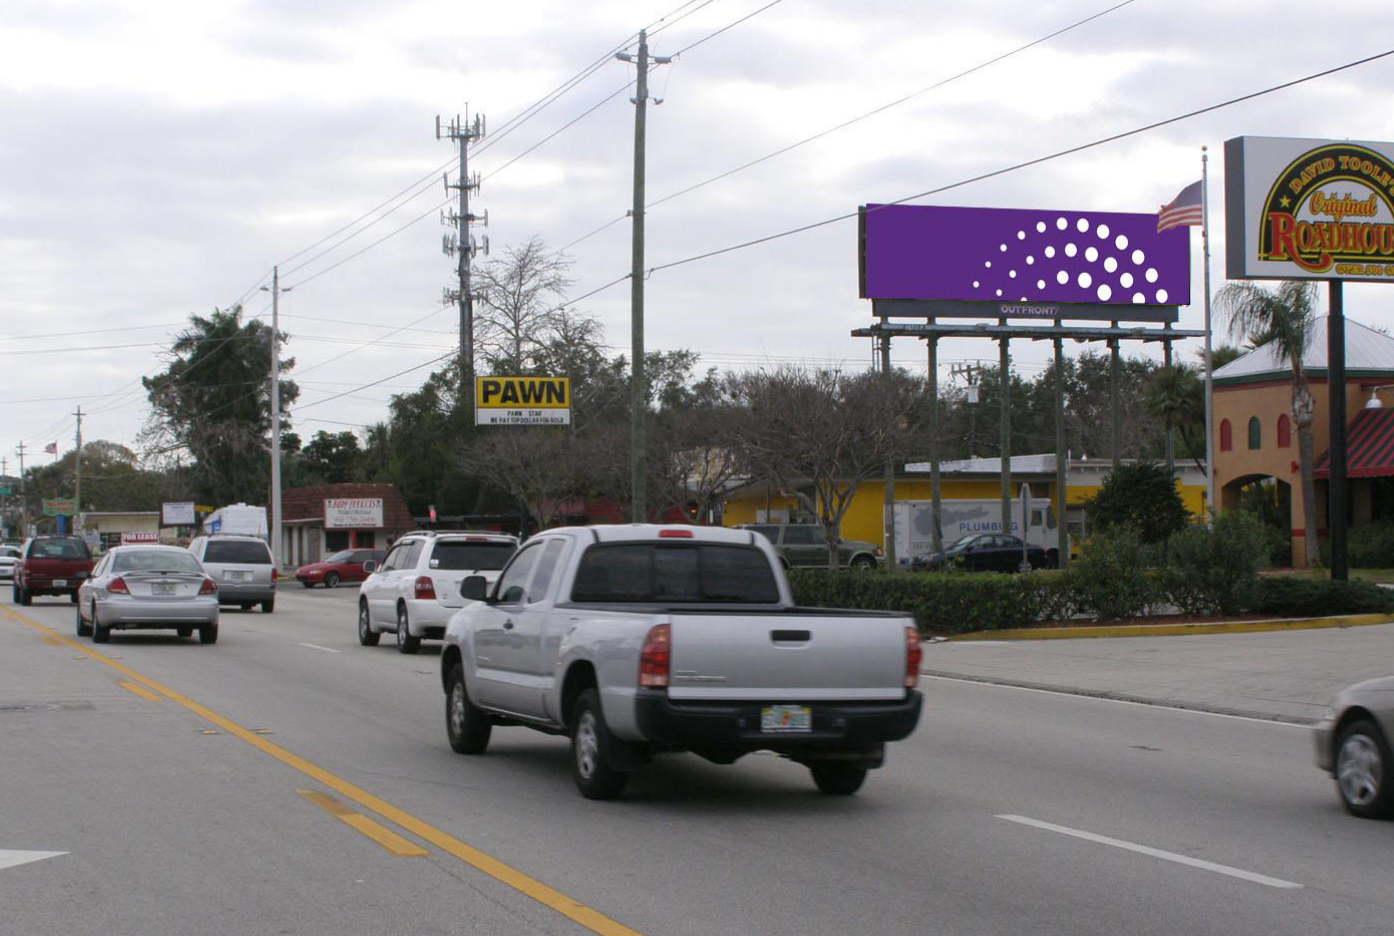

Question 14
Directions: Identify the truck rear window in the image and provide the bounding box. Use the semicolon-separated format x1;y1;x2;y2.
204;541;272;564
571;544;780;604
28;538;90;560
430;541;516;571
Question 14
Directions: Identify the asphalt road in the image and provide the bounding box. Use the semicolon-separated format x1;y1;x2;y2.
2;585;1391;936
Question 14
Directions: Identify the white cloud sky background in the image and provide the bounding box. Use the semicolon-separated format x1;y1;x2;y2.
3;0;1393;464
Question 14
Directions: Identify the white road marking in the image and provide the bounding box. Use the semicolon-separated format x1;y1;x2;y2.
923;673;1311;728
997;815;1302;889
0;850;66;871
298;642;342;654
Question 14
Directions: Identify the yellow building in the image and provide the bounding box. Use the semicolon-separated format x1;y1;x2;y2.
721;455;1208;558
1212;316;1394;567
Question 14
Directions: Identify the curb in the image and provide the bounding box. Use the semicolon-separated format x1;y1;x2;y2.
946;612;1394;641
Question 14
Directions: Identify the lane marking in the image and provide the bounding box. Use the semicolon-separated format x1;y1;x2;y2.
0;849;67;872
10;608;646;936
117;680;164;702
298;790;429;857
997;815;1303;889
298;642;341;654
923;674;1311;728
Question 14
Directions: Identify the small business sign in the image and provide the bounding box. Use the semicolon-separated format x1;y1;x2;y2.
325;497;384;530
42;498;75;517
160;501;197;528
1225;135;1394;281
120;531;159;545
475;376;571;426
0;486;12;496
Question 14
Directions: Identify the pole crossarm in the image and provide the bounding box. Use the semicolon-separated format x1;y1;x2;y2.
851;322;1206;343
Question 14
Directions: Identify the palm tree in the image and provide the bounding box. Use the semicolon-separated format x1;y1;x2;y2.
1143;364;1204;473
1214;281;1319;567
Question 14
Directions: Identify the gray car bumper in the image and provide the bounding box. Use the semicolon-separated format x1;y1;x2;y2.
97;597;220;628
214;582;275;603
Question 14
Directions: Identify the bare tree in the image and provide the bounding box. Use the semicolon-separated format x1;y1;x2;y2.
473;237;573;374
728;366;916;569
648;374;749;524
457;428;586;531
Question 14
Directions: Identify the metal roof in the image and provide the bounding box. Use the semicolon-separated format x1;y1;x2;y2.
1213;316;1394;385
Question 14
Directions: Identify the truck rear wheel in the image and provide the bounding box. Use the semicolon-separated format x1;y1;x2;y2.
809;763;868;795
445;664;491;755
571;689;627;800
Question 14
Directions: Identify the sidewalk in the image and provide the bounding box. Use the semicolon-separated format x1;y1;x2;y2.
922;623;1394;723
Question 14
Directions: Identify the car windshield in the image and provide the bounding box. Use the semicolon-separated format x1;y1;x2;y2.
571;544;780;603
324;550;354;564
29;538;90;560
113;550;203;574
204;540;272;564
430;541;516;571
947;534;980;550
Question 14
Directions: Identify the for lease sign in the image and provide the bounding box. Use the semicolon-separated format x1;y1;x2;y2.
475;376;571;426
325;498;384;529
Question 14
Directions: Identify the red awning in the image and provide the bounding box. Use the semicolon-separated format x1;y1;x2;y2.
1314;407;1394;478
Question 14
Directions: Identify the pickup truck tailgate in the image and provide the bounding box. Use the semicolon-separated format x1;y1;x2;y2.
666;611;910;702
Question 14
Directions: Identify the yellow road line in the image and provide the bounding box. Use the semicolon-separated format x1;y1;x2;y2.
10;609;644;936
117;679;165;702
298;789;429;857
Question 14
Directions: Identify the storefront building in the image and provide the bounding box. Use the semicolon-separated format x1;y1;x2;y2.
280;484;414;568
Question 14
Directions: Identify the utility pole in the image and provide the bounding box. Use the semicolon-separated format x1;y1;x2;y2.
73;406;83;536
261;268;290;567
951;363;981;457
438;111;487;406
15;442;27;537
617;30;670;522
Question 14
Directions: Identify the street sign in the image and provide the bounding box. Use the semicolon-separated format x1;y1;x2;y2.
42;498;75;517
475;376;571;426
0;486;12;496
160;501;196;527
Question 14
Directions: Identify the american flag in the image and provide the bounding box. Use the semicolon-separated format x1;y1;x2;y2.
1158;180;1203;232
43;442;58;455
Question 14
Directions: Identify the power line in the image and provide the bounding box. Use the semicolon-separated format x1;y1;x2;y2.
668;0;787;57
648;47;1394;275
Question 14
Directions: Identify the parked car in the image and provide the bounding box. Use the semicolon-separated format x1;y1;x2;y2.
358;531;518;653
0;544;20;581
12;536;95;605
1314;676;1394;819
736;523;881;570
188;534;276;613
442;524;923;799
76;545;220;644
910;533;1048;573
296;549;386;589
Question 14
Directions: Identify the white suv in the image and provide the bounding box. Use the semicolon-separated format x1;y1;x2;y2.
357;531;518;653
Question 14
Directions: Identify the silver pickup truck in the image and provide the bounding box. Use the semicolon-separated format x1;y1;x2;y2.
440;524;923;799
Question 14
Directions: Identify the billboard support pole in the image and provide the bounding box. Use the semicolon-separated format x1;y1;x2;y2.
880;330;897;572
927;331;943;556
1110;325;1122;471
1054;329;1068;570
999;326;1011;536
1329;279;1348;581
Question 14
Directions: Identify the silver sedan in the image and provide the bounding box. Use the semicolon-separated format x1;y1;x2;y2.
1314;676;1394;819
76;546;220;644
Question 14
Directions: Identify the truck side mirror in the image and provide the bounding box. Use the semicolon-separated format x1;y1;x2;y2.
461;575;490;602
362;560;378;574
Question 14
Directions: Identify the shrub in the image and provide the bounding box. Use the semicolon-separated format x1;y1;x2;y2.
786;568;1041;635
1347;523;1394;569
1162;511;1269;615
1084;462;1189;545
1252;577;1394;617
1033;570;1084;622
1071;528;1161;620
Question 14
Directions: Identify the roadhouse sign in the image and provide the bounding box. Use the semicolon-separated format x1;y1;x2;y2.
475;376;571;426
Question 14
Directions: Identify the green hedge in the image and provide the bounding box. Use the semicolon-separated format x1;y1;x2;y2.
1251;577;1394;617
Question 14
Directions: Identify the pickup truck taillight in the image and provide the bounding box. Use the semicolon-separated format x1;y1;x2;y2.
639;624;671;688
107;577;129;595
905;626;922;688
414;576;437;600
271;567;279;583
199;577;218;595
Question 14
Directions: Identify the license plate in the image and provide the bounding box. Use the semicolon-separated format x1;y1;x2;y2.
52;579;68;588
760;704;812;733
153;582;177;596
226;570;252;582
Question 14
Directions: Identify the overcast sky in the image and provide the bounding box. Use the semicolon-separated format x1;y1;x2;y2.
3;0;1393;466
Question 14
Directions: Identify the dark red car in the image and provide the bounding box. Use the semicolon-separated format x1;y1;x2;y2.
12;536;95;605
295;549;385;589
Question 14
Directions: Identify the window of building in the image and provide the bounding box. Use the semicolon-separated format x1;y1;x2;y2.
1220;418;1233;452
1277;413;1291;448
1248;416;1262;450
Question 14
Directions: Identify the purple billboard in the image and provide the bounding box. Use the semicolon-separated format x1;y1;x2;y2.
860;204;1190;308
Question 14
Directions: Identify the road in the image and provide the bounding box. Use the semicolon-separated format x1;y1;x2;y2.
2;585;1391;936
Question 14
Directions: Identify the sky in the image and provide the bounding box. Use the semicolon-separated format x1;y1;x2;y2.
3;0;1394;469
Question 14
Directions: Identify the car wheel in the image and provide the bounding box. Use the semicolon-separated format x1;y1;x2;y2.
571;688;628;800
301;581;315;589
70;590;79;605
357;602;380;647
850;555;876;571
177;627;193;638
445;663;491;755
260;599;274;614
76;601;93;637
396;605;420;654
93;619;111;643
199;624;218;644
18;584;31;606
240;603;254;611
809;763;868;795
1335;719;1393;819
325;571;340;589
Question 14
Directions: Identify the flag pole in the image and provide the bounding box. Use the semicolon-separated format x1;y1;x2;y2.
1201;145;1216;518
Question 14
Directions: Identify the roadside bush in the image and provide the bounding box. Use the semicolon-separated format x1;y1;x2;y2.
1033;570;1084;623
786;568;1041;635
1252;577;1394;617
1162;511;1269;615
1084;462;1189;545
1347;523;1394;569
1071;528;1161;621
